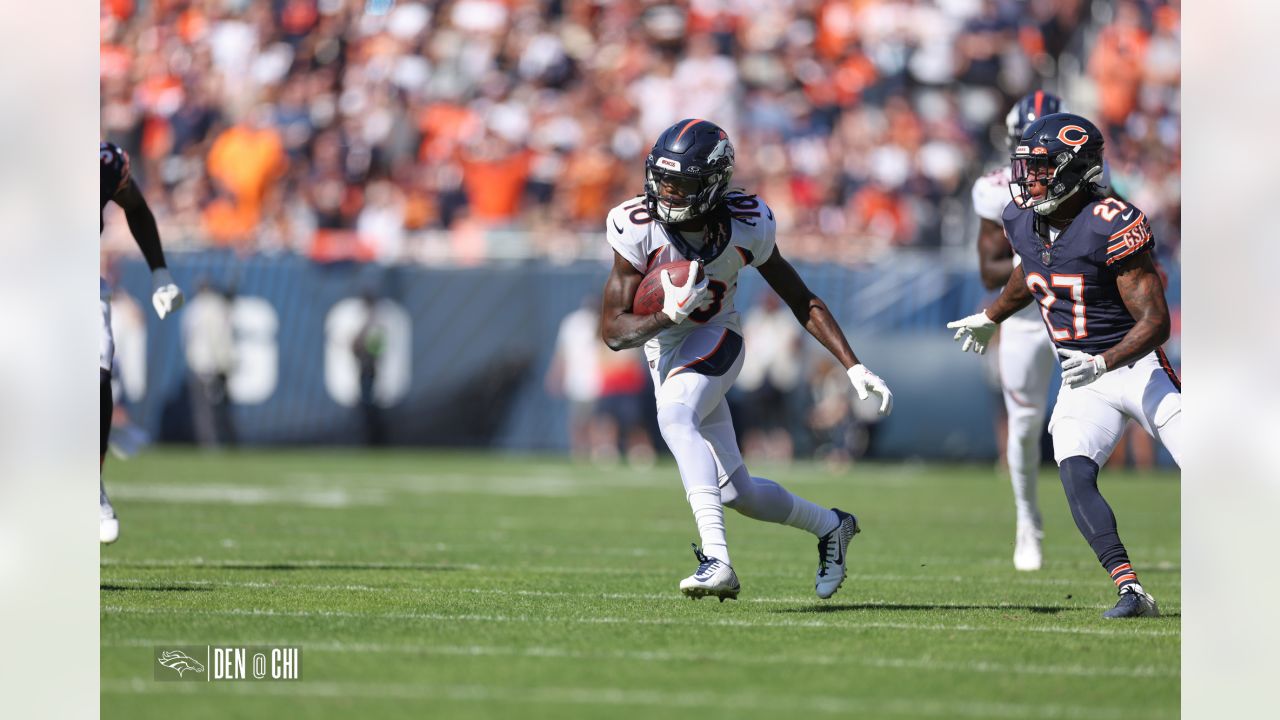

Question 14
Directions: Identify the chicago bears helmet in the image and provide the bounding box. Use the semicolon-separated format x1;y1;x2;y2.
644;119;735;224
1010;112;1105;215
1005;91;1063;149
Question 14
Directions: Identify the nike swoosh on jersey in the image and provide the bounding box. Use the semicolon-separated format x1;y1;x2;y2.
613;220;624;234
1121;210;1134;222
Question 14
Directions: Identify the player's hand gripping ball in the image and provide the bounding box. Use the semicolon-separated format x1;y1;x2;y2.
632;260;707;319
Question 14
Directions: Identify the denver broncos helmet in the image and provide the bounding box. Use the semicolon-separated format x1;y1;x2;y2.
644;119;735;224
1010;112;1105;216
1005;91;1063;149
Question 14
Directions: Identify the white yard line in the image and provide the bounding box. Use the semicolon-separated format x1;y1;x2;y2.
98;677;1157;720
100;557;1178;588
102;578;1116;610
106;636;1177;679
100;605;1179;638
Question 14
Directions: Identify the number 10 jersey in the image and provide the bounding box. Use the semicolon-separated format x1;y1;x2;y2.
606;191;778;366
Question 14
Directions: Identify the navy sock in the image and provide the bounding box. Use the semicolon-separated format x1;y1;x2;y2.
101;369;112;468
1059;456;1139;591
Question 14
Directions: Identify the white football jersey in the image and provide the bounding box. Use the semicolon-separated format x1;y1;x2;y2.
972;166;1013;223
606;191;777;365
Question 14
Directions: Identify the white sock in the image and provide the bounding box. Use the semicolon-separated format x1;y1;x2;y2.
1006;405;1044;531
687;486;730;564
100;476;112;510
785;497;839;537
658;402;731;565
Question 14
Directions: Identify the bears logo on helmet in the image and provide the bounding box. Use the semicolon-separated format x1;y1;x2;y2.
1010;112;1105;216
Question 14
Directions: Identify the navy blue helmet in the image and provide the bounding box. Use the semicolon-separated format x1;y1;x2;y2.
1010;112;1105;215
644;119;735;224
1005;91;1064;149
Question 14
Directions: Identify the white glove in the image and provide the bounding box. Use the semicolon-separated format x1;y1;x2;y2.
660;260;709;324
1057;348;1107;389
847;364;894;416
947;311;998;354
151;268;185;320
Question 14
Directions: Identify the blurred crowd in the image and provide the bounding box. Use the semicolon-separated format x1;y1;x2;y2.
101;0;1180;266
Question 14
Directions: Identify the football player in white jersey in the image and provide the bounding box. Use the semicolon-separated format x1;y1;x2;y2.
972;91;1064;571
599;119;893;601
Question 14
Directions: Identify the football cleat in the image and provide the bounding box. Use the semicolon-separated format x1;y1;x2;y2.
679;544;740;602
815;509;859;599
100;505;119;545
1013;525;1043;571
1102;584;1160;619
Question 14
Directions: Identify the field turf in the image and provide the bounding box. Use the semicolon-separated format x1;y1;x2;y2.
101;449;1180;719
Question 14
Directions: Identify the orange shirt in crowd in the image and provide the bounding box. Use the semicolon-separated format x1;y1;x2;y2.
564;149;616;224
206;124;287;212
459;150;532;223
1089;24;1149;127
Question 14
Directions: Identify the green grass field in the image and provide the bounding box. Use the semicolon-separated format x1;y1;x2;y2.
100;450;1180;719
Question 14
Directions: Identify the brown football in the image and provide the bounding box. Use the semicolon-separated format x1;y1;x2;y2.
632;260;704;316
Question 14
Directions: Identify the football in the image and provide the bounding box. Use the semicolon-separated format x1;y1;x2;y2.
632;260;704;316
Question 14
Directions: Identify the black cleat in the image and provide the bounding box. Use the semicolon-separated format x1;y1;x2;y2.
1102;584;1160;619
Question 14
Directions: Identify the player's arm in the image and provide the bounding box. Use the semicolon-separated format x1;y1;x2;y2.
113;178;185;319
1101;252;1170;369
757;247;892;414
757;247;858;367
977;218;1014;290
947;261;1034;354
112;178;167;272
599;251;676;351
985;261;1034;322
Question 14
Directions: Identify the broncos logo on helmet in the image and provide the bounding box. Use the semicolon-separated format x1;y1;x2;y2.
1010;112;1105;216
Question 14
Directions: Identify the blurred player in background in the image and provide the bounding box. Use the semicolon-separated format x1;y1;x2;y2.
100;141;185;543
972;91;1070;571
949;113;1180;618
600;119;893;601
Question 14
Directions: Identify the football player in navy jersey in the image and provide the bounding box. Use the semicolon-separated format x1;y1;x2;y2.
948;113;1181;619
100;141;185;543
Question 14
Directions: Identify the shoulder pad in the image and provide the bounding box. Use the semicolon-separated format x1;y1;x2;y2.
1086;199;1154;266
100;141;131;193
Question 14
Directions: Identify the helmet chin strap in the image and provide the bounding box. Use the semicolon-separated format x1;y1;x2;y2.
1032;187;1073;215
1031;164;1102;216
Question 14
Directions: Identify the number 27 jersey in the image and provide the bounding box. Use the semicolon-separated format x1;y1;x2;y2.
605;192;777;359
1002;197;1155;355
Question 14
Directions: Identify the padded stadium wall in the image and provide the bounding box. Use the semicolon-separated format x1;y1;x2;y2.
112;251;1180;462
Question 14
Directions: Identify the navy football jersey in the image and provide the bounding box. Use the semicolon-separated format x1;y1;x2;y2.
1002;196;1155;355
100;141;131;232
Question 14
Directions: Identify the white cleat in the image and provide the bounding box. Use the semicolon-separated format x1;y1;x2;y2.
1013;525;1043;571
815;509;859;599
100;505;119;545
679;545;740;602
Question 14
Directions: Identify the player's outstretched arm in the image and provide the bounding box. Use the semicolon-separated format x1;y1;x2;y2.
599;251;676;351
1102;252;1171;369
113;178;167;272
986;261;1034;322
113;178;184;319
947;262;1033;354
757;247;892;415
